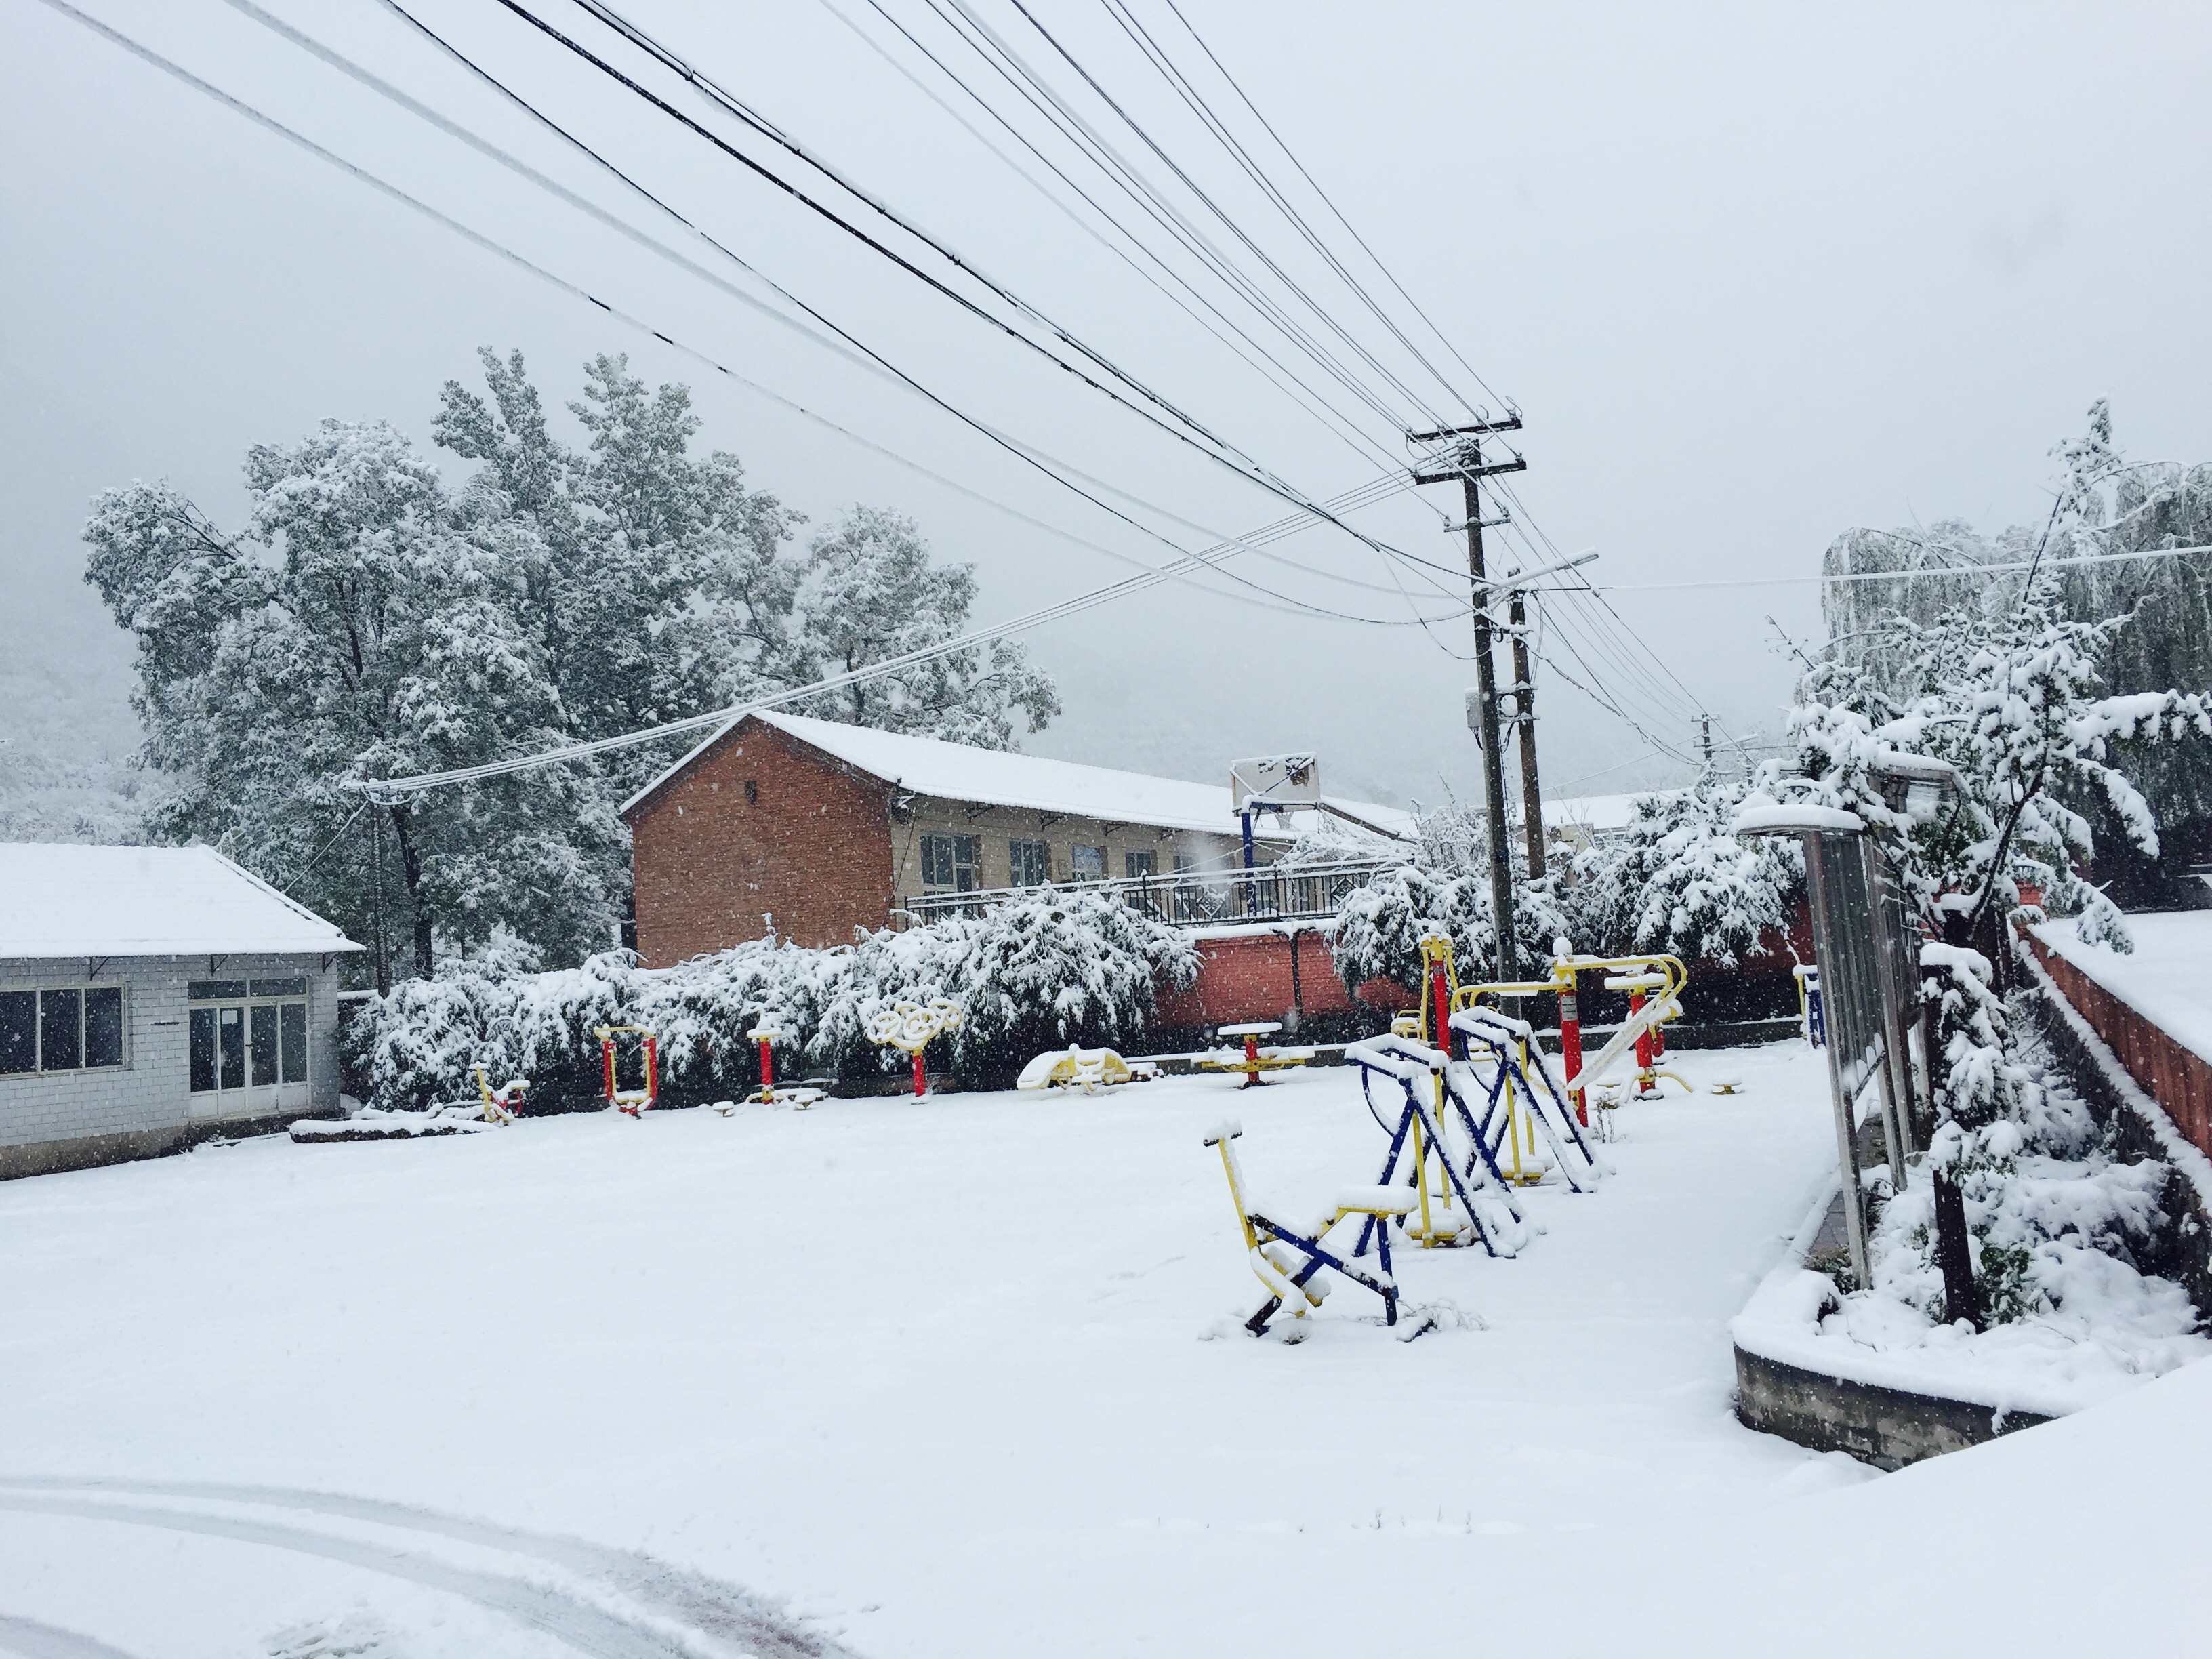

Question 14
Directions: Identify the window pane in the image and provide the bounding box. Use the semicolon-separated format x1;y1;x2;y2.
85;987;124;1068
188;980;248;1001
251;1004;279;1087
954;834;980;893
0;992;33;1076
1071;844;1105;881
1125;850;1155;878
1010;839;1049;886
40;990;82;1071
190;1008;218;1092
280;1002;308;1084
219;1006;245;1090
249;977;307;998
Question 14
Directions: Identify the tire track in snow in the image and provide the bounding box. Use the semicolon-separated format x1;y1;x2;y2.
0;1614;145;1659
0;1492;803;1659
0;1478;853;1659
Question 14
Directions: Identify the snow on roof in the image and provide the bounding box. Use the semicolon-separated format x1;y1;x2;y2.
623;710;1412;840
1543;792;1666;833
0;844;361;959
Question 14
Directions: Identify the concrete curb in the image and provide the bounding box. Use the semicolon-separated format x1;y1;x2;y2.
1732;1342;2051;1471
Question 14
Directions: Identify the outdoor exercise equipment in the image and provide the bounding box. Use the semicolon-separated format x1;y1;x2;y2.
865;998;963;1097
736;1019;822;1107
1204;1119;1417;1335
1795;964;1825;1049
471;1066;525;1125
592;1025;659;1117
1711;1076;1745;1095
1017;1044;1144;1092
1198;1021;1310;1086
1344;1033;1530;1257
1447;1006;1612;1194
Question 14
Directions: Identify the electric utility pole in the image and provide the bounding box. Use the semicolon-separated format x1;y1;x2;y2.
1507;586;1547;880
1412;416;1528;979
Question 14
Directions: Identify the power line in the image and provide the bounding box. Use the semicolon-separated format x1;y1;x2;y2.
1098;0;1480;418
988;0;1452;429
1155;0;1513;420
50;0;1459;640
223;0;1456;627
356;472;1439;796
916;0;1429;437
489;0;1427;569
808;0;1404;478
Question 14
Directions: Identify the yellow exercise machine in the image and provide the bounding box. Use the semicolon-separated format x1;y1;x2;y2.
1196;1021;1311;1087
1204;1119;1420;1335
592;1025;658;1117
1017;1044;1149;1093
471;1066;525;1125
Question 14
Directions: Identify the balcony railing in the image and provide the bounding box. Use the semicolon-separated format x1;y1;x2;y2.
895;856;1397;929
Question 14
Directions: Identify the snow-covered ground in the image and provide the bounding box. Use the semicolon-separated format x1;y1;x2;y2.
0;1040;2203;1656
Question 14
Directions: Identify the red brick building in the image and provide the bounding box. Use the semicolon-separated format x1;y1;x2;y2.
621;712;1411;966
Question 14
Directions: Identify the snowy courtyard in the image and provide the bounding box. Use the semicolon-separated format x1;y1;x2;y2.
0;1039;2197;1658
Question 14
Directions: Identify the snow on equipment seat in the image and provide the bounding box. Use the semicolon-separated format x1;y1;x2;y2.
1017;1045;1141;1093
593;1025;659;1117
472;1067;525;1125
1205;1121;1433;1337
1197;1021;1308;1087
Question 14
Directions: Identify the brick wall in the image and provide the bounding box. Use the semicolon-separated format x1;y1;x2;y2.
627;716;896;960
2022;932;2212;1159
1153;927;1414;1029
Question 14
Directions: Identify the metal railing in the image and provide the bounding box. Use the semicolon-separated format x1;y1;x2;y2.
896;856;1396;929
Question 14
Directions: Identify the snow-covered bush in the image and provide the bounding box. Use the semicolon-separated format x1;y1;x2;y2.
343;889;1197;1107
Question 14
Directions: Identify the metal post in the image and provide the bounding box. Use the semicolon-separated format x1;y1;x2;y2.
1803;833;1871;1287
1240;809;1256;918
1464;464;1517;981
1508;586;1547;880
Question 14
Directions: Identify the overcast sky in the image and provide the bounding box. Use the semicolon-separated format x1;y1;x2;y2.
6;1;2210;810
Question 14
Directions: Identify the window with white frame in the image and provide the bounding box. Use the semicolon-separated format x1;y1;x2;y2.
0;983;127;1077
1070;844;1106;882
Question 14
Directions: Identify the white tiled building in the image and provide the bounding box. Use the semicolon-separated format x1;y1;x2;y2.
0;845;358;1179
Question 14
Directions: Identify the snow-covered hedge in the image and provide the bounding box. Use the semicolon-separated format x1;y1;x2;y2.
342;888;1200;1109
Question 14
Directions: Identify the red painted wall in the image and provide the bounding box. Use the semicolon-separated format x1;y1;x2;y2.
2024;933;2212;1158
1153;929;1414;1029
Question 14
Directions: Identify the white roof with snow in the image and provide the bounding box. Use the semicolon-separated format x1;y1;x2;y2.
0;844;361;959
624;710;1414;841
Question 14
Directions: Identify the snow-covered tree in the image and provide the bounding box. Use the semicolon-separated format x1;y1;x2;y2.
1767;577;2210;954
85;348;1061;981
1562;773;1802;967
1822;402;2212;903
785;506;1059;747
85;422;619;979
1330;798;1568;993
344;887;1196;1106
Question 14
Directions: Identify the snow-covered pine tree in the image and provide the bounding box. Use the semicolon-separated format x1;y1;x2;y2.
1330;798;1567;993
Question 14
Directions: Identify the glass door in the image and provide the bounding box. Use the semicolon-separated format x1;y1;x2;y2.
190;977;311;1119
189;1002;247;1119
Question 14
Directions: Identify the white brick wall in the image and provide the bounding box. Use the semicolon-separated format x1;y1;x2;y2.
0;952;344;1155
